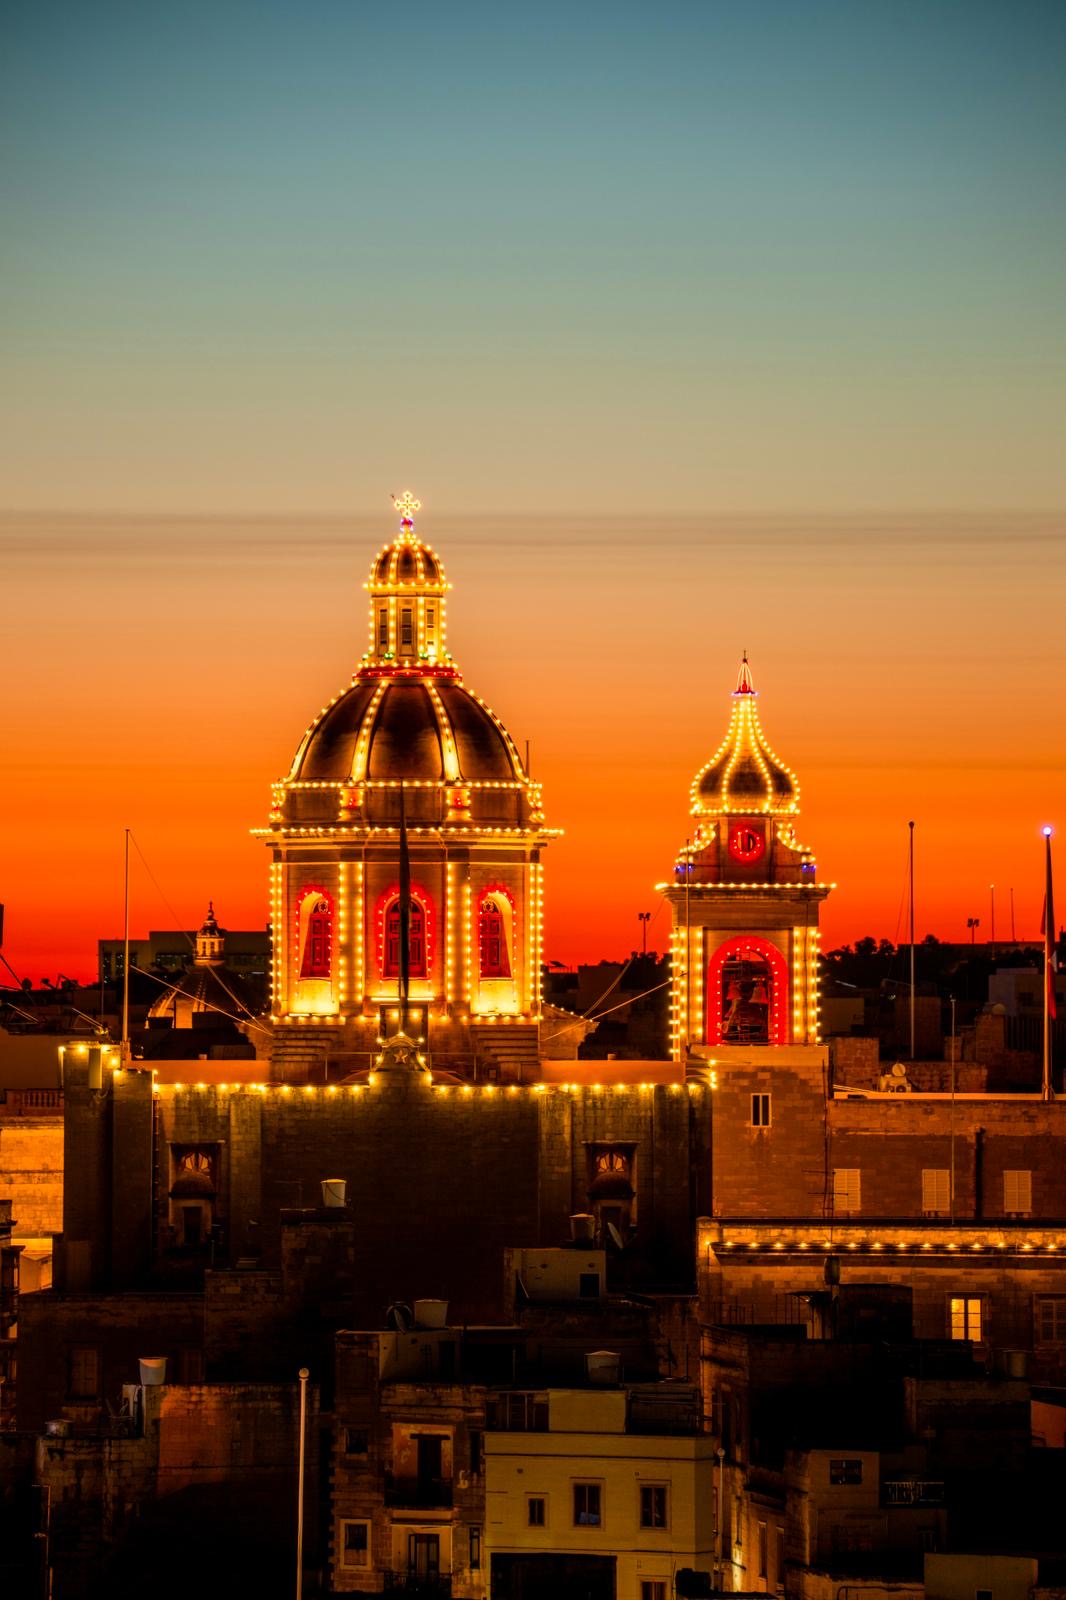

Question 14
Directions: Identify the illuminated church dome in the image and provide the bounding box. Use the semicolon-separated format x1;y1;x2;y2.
691;654;798;817
279;492;535;829
259;493;555;1073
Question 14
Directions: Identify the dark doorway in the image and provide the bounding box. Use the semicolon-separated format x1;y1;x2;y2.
491;1553;615;1600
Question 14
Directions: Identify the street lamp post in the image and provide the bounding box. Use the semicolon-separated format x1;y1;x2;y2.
637;911;651;958
967;917;980;946
296;1367;309;1600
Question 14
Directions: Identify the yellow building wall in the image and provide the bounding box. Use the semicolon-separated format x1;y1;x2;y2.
485;1401;715;1600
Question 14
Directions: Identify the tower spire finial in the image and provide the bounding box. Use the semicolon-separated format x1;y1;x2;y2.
391;490;421;538
735;653;756;696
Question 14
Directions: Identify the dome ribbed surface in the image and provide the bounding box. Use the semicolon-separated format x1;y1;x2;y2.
291;679;521;784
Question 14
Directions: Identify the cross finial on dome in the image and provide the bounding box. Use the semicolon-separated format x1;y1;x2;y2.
392;490;421;536
734;652;756;696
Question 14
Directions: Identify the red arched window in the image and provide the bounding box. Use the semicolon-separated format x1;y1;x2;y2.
383;897;427;979
479;896;511;979
298;895;332;979
705;936;789;1046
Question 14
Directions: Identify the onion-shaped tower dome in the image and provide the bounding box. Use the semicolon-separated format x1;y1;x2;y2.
691;654;799;817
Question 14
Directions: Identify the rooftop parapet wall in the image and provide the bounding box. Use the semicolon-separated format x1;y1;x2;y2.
143;1079;712;1316
0;1117;63;1233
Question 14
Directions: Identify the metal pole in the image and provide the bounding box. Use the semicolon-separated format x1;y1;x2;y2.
684;841;691;1053
989;884;996;955
949;997;956;1222
1043;827;1054;1103
638;911;650;958
1010;886;1016;943
716;1445;725;1588
908;822;915;1060
296;1367;309;1600
122;828;130;1061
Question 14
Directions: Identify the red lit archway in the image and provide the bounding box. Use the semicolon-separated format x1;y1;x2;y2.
478;882;516;980
295;885;334;981
375;884;435;981
706;935;789;1045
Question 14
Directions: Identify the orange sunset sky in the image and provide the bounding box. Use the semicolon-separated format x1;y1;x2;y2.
2;4;1065;982
2;506;1063;981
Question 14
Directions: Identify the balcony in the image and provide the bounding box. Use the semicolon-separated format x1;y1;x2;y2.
383;1571;452;1596
384;1477;453;1510
882;1478;945;1507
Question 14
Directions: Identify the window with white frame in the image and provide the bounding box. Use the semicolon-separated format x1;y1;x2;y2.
641;1584;667;1600
340;1521;370;1569
921;1168;950;1215
573;1482;602;1527
1003;1169;1032;1215
949;1295;984;1342
751;1092;771;1127
639;1484;668;1529
833;1168;861;1215
527;1496;546;1527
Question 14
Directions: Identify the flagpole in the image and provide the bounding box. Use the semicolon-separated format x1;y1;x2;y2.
398;781;410;1038
1043;826;1055;1102
908;822;915;1060
122;827;131;1062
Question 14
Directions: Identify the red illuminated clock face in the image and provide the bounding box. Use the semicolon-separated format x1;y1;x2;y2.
728;823;765;864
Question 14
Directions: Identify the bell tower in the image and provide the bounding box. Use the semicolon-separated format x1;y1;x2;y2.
660;656;832;1063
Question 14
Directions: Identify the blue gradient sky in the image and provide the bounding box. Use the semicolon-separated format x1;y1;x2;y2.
3;0;1065;511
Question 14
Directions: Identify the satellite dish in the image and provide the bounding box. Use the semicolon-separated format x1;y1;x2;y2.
891;1062;908;1077
385;1301;413;1332
607;1223;626;1251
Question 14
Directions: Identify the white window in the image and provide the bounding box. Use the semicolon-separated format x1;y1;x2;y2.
340;1520;370;1569
639;1484;668;1529
1004;1170;1032;1215
922;1169;950;1215
949;1295;984;1342
527;1495;547;1527
833;1168;861;1214
751;1092;771;1127
642;1584;667;1600
573;1482;602;1527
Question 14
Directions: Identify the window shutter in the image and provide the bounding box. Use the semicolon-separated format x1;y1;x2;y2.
1004;1170;1032;1214
922;1169;950;1213
833;1168;861;1213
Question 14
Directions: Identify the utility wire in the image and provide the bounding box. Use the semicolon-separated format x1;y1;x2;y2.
130;964;272;1037
127;830;263;1027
